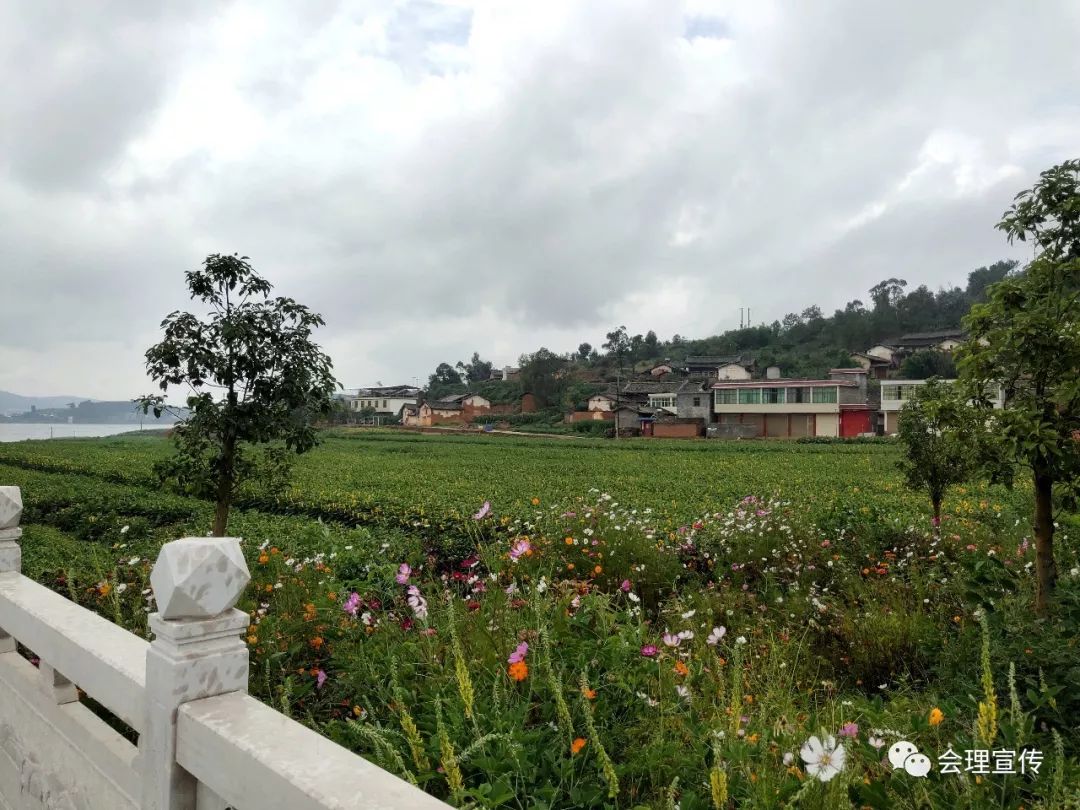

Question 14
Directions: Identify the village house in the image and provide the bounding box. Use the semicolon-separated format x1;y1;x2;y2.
894;329;967;354
682;354;755;378
879;378;1004;435
416;393;509;426
710;372;874;438
343;385;420;417
848;352;892;379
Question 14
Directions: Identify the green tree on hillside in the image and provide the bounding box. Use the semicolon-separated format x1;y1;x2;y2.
959;158;1080;613
519;348;569;407
900;351;957;380
138;254;337;536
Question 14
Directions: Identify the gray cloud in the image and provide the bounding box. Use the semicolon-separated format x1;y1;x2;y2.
1;0;1078;398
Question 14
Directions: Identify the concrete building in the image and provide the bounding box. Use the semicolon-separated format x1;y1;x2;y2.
879;378;1004;434
344;386;420;417
711;378;873;438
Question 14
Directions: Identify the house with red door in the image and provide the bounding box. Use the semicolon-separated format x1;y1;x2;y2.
710;369;874;438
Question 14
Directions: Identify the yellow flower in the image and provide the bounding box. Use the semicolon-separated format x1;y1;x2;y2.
571;737;587;755
929;707;944;726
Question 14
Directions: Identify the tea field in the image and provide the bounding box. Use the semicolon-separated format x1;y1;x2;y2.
1;431;1078;809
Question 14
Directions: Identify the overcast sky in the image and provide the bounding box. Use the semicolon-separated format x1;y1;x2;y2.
2;1;1078;399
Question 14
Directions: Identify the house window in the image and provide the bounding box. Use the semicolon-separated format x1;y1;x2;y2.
811;386;838;404
382;399;388;408
787;387;811;404
738;388;762;405
763;387;784;404
881;384;899;402
715;389;737;404
692;397;701;407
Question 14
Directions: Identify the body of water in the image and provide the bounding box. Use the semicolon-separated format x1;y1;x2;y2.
0;423;166;442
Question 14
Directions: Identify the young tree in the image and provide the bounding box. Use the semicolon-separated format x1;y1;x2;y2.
959;158;1080;613
576;342;593;362
518;348;568;407
896;379;980;532
138;254;337;536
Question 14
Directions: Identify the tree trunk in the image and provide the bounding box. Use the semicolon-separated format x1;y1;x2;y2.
931;497;942;538
212;435;236;537
1032;468;1057;615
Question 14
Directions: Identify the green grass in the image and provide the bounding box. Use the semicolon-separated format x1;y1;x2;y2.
0;431;1077;809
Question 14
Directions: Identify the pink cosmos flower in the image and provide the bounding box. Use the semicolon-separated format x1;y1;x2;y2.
508;642;529;664
395;563;412;585
316;670;328;689
620;580;631;593
931;516;942;527
838;722;859;739
662;633;681;648
473;501;492;520
640;645;658;657
342;592;361;616
509;539;531;560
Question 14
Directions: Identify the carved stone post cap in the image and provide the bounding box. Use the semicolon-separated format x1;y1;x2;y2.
0;487;21;530
150;537;251;620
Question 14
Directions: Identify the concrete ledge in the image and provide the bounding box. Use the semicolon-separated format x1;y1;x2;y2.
178;693;450;810
0;573;147;731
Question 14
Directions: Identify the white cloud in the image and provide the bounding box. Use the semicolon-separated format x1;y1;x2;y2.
1;0;1078;398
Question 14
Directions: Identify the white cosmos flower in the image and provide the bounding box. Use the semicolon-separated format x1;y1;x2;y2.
800;735;846;782
681;609;696;619
706;626;726;646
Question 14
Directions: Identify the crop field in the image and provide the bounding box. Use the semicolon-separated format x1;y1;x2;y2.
0;431;1077;809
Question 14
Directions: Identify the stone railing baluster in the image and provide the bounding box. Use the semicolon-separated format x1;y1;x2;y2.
140;536;251;810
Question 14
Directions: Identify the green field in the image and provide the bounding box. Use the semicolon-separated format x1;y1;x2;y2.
1;431;1077;809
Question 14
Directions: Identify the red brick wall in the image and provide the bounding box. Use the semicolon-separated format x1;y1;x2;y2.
521;393;538;413
653;422;704;438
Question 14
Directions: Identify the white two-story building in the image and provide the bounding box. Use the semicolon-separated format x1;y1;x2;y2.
342;385;420;417
879;379;1004;434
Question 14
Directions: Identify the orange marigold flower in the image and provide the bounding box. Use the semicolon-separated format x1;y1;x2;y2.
310;636;324;649
582;687;597;700
571;737;587;755
593;565;602;575
565;537;574;545
270;547;280;555
531;498;540;506
98;583;112;597
508;661;528;681
258;553;270;565
673;661;689;676
929;707;944;726
567;563;575;571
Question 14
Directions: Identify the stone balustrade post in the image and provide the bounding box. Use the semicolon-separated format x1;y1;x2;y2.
141;537;251;810
0;486;22;655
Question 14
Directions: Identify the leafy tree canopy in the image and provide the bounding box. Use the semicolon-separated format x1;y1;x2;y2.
138;253;337;535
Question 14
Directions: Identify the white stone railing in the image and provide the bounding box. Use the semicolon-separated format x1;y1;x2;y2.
0;486;449;810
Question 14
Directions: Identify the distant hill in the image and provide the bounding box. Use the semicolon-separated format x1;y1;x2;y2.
0;390;84;416
0;394;187;424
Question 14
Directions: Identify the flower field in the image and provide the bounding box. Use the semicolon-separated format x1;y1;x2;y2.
1;431;1079;808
